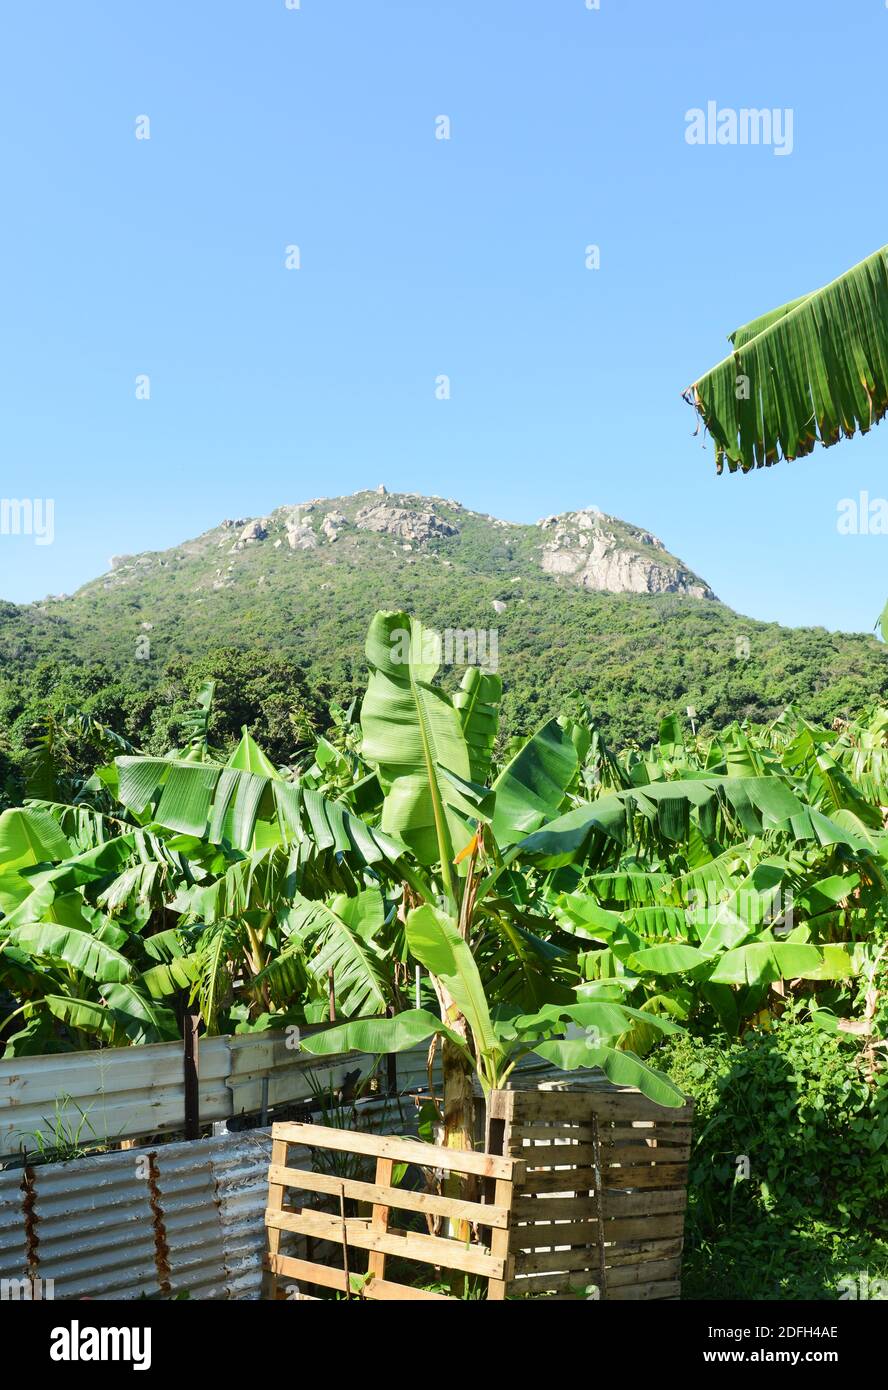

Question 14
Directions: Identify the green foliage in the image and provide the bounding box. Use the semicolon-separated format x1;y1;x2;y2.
2;496;886;803
658;1011;888;1299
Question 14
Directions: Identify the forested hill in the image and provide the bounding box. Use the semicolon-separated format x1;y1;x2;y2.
1;489;885;774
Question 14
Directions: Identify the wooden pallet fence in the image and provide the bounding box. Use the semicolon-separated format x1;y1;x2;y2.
263;1122;524;1301
487;1083;693;1301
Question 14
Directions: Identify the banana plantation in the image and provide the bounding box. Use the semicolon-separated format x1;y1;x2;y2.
2;609;887;1299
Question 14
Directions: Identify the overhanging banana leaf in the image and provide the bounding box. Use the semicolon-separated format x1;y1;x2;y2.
686;244;888;473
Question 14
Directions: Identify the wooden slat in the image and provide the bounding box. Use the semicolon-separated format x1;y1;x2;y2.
606;1279;681;1301
601;1163;688;1190
512;1220;598;1249
603;1238;683;1267
606;1258;681;1288
605;1124;692;1144
600;1213;685;1242
507;1092;692;1125
507;1123;597;1144
486;1175;514;1301
268;1163;510;1229
266;1206;508;1280
271;1121;518;1181
509;1269;578;1295
515;1246;598;1275
600;1188;687;1217
601;1145;689;1164
266;1252;452;1301
366;1155;392;1282
263;1137;289;1301
520;1165;597;1195
512;1195;598;1223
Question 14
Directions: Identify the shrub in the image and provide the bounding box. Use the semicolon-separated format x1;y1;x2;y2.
657;1008;888;1299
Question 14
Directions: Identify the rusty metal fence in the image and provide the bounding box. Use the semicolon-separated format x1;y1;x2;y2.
0;1093;414;1302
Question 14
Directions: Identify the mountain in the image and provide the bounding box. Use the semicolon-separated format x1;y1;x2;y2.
1;489;886;753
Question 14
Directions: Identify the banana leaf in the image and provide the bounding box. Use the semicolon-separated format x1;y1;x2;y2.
360;612;474;868
686;244;888;474
492;717;579;846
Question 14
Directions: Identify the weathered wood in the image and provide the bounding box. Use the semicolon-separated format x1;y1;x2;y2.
605;1124;693;1144
270;1121;519;1181
507;1123;597;1144
509;1268;578;1295
514;1246;598;1275
606;1258;682;1288
267;1162;511;1229
601;1188;687;1217
601;1144;689;1164
511;1219;598;1248
263;1137;290;1301
507;1091;692;1125
520;1165;597;1195
486;1176;514;1301
266;1252;452;1301
266;1205;508;1280
600;1213;685;1242
366;1155;393;1282
601;1163;689;1189
521;1142;598;1168
512;1194;600;1223
606;1278;682;1301
493;1081;691;1301
603;1237;684;1266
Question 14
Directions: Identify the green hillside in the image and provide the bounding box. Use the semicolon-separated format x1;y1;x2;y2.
1;490;886;778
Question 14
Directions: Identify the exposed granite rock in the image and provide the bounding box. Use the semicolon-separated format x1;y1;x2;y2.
354;504;459;543
239;520;268;542
538;509;715;599
321;511;348;542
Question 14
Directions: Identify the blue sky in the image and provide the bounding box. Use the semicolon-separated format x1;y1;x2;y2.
1;0;887;633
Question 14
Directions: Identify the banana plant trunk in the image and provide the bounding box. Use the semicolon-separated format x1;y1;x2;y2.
442;1035;475;1159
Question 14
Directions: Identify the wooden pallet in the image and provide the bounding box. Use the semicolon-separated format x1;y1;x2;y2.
488;1083;693;1301
263;1122;524;1301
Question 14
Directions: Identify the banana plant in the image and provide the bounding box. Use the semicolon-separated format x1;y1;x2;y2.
300;902;685;1106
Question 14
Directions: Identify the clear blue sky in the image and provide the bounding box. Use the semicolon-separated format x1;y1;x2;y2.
1;0;887;633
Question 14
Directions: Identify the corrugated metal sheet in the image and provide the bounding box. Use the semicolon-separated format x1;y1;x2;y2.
0;1093;419;1301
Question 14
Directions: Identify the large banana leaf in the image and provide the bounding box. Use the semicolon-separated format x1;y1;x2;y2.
686;244;888;474
115;754;402;866
0;807;72;871
7;923;134;984
453;667;501;785
531;1037;686;1107
298;1008;472;1062
405;904;497;1057
361;612;474;868
492;717;579;846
